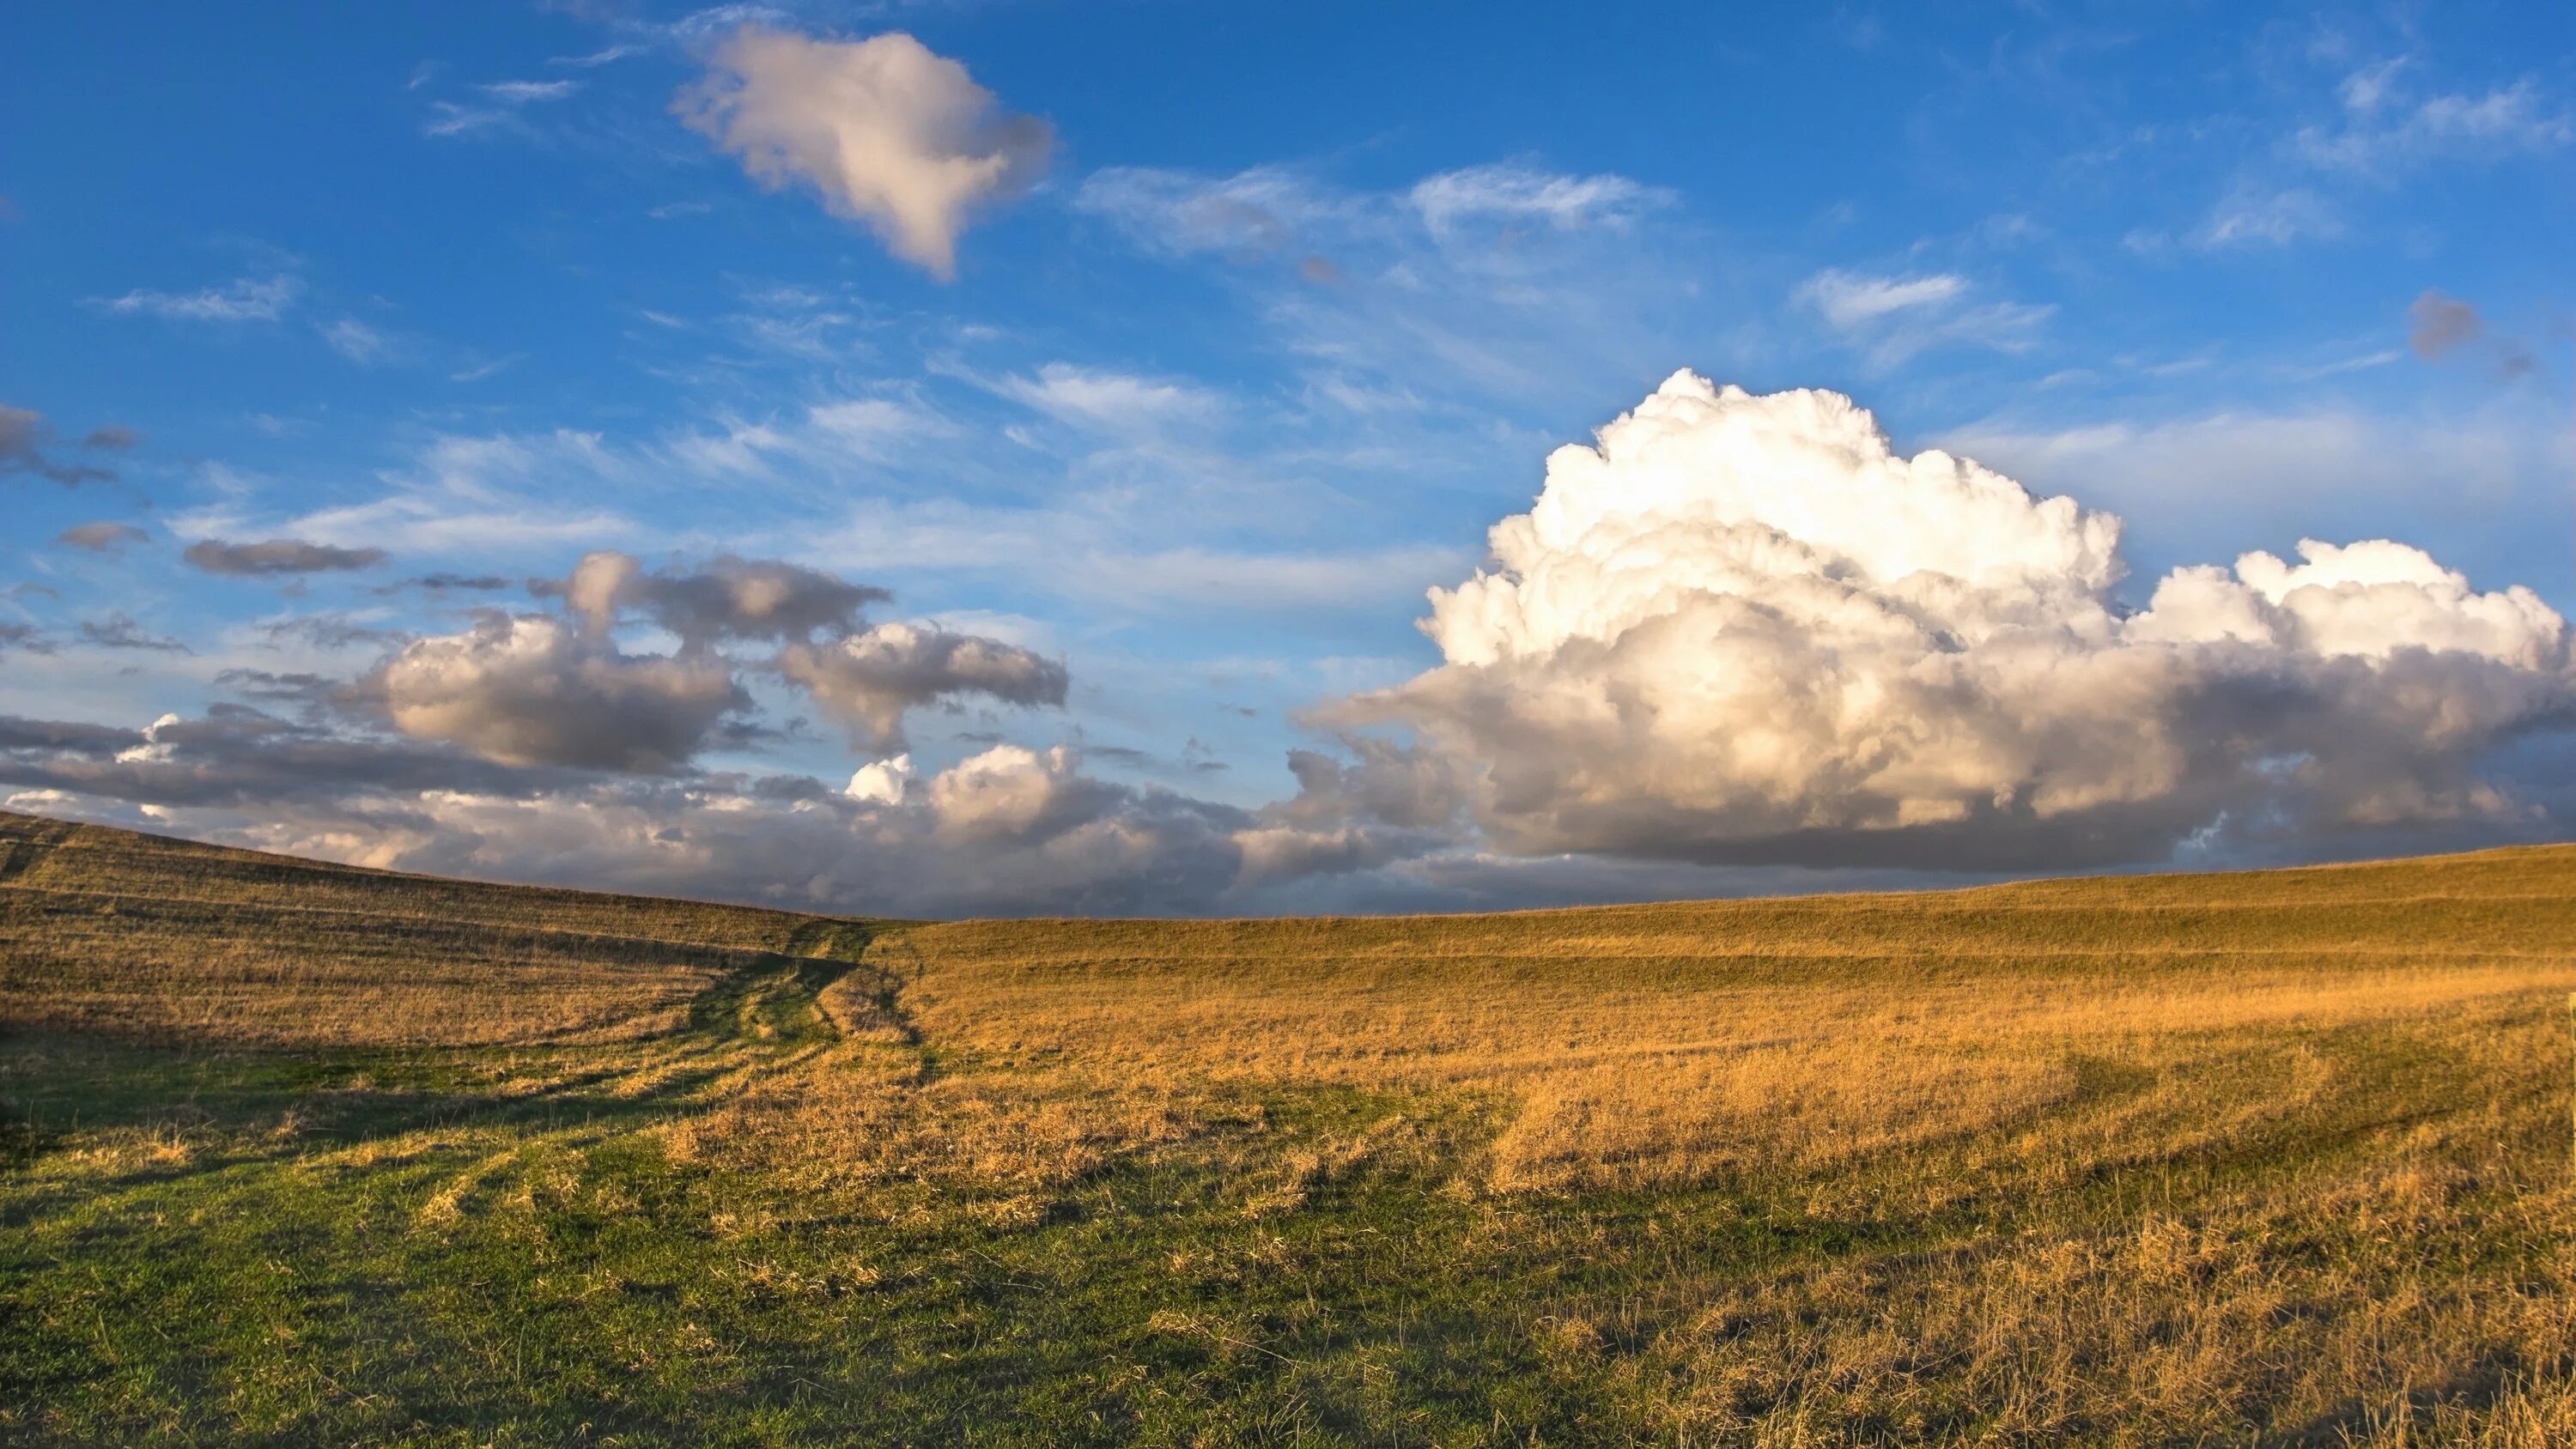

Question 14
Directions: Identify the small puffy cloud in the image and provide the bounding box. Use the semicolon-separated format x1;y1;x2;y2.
846;752;912;804
374;614;741;773
778;621;1068;749
1323;372;2575;870
2407;290;2482;359
677;27;1051;279
100;275;300;323
928;742;1072;841
2402;289;2533;376
185;537;391;576
58;521;149;552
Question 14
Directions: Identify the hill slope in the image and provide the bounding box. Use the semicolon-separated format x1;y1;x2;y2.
3;809;2573;1445
0;808;846;1046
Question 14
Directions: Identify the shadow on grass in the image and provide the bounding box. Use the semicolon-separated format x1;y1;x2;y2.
0;919;894;1193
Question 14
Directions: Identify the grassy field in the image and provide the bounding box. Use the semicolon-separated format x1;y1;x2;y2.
3;806;2573;1445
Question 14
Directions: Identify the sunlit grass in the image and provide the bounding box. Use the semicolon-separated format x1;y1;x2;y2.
3;807;2573;1444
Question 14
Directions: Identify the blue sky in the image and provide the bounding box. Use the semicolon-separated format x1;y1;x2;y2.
3;2;2573;914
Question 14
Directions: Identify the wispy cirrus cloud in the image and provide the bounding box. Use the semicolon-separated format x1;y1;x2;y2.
422;78;581;138
2296;71;2572;175
97;275;300;323
1795;267;2050;364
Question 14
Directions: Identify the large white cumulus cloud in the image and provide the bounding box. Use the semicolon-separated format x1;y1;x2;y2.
1327;372;2573;868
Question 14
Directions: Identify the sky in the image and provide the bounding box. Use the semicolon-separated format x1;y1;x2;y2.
3;0;2573;917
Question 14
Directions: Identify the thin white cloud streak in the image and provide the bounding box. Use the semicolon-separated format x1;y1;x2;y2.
320;317;397;365
99;276;301;323
173;429;640;559
422;77;581;138
1406;164;1673;237
988;363;1223;436
2297;75;2573;174
1794;270;1965;328
1795;267;2050;364
1077;160;1731;414
2195;185;2341;248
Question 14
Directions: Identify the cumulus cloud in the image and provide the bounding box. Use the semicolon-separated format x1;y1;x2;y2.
846;752;912;803
0;710;1250;917
373;614;741;773
368;551;1059;773
778;621;1067;749
1322;373;2575;870
677;27;1050;278
185;537;391;575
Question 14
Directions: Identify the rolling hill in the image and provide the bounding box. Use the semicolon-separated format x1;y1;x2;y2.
3;806;2573;1445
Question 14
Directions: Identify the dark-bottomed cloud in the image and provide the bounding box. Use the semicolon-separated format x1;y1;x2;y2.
58;521;150;552
778;621;1066;750
371;614;742;773
1315;373;2576;872
185;537;392;576
78;613;191;653
2;403;119;486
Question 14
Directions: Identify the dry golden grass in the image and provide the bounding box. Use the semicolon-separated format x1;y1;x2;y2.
0;808;817;950
0;808;835;1046
883;845;2576;1192
8;803;2575;1441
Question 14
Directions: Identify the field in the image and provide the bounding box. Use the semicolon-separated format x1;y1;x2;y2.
3;806;2574;1445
